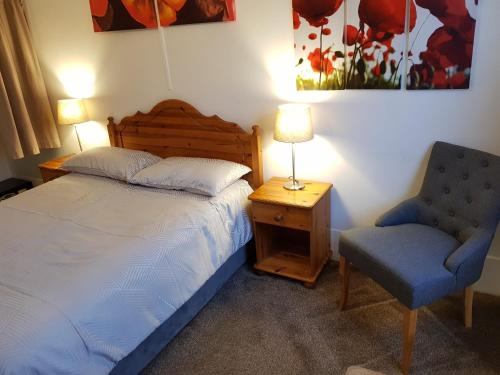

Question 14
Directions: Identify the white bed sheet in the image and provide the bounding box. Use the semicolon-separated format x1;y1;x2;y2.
0;173;253;375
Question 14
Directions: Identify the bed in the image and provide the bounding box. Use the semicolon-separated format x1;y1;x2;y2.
0;100;263;375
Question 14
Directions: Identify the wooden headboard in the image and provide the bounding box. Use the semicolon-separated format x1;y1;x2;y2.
107;100;263;189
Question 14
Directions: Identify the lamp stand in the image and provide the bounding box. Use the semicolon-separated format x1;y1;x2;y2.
74;125;83;152
283;143;305;191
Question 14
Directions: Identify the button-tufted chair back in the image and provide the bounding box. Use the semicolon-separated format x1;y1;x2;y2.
416;142;499;243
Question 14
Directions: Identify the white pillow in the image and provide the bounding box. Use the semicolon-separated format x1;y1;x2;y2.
62;147;162;182
130;157;252;196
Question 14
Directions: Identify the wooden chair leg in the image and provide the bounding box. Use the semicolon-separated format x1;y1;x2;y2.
401;307;418;375
464;286;474;328
339;255;350;311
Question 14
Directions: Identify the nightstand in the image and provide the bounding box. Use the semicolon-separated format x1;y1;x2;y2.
38;155;74;183
248;177;333;288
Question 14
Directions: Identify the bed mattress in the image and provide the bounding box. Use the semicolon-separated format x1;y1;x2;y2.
0;174;253;375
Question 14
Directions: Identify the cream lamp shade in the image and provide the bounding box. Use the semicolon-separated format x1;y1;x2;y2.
57;99;89;126
274;103;313;144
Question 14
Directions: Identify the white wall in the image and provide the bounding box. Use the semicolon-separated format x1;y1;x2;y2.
16;0;500;291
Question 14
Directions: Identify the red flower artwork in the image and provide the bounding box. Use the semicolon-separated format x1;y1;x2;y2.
89;0;236;32
407;0;478;89
293;0;477;91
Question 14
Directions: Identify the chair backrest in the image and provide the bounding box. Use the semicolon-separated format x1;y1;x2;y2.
417;141;500;242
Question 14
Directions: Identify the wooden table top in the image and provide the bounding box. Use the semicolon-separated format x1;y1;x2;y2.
38;154;74;171
248;177;332;209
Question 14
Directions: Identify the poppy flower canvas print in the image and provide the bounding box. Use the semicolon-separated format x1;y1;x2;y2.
345;0;414;89
90;0;236;32
407;0;478;90
292;0;478;91
293;0;347;90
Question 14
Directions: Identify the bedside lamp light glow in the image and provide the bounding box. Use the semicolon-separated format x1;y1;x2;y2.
274;104;313;191
57;99;89;151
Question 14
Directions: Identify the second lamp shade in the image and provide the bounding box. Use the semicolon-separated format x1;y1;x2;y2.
274;103;313;144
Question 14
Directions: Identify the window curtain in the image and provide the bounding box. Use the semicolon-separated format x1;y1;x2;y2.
0;0;60;159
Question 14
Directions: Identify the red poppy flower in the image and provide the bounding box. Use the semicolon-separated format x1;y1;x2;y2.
322;28;332;35
424;26;472;69
293;10;301;30
433;70;448;88
308;48;334;75
121;0;158;27
366;28;392;43
363;41;373;49
371;63;381;77
293;0;344;27
309;33;318;40
448;71;467;88
90;0;108;17
343;25;361;46
358;0;416;34
121;0;188;28
415;0;475;41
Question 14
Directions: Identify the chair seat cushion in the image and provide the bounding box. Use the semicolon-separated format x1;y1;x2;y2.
340;224;461;309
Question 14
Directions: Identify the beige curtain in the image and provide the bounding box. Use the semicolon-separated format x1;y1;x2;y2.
0;0;60;159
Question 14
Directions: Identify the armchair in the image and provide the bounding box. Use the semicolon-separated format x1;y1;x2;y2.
339;141;500;374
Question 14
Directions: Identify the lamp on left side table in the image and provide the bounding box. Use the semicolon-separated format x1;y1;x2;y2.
57;98;89;152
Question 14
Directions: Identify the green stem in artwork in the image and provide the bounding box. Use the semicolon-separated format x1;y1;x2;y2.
390;57;404;87
319;25;324;89
409;12;432;53
346;26;364;87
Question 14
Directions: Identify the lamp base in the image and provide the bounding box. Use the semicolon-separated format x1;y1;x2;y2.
283;180;305;191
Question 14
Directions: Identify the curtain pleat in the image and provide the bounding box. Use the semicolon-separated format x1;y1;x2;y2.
0;0;60;159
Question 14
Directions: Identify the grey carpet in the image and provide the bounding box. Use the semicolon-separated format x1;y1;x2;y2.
143;262;500;375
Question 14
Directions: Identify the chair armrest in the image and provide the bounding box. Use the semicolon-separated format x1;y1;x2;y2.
375;197;420;227
445;230;493;274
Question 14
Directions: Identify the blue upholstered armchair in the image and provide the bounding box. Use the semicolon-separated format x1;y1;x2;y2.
339;142;500;375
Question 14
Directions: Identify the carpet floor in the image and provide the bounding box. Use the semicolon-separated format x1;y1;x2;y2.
143;262;500;375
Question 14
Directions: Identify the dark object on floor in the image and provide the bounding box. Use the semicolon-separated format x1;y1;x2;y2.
0;178;32;200
142;264;500;375
339;141;500;374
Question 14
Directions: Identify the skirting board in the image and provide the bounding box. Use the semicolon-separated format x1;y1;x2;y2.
329;228;500;297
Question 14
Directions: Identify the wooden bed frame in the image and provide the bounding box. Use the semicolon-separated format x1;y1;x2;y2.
106;100;262;374
107;99;263;189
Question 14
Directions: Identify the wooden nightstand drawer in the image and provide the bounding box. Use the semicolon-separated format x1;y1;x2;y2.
252;202;311;231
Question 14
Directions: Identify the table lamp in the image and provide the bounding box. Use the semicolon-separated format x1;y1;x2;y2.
57;98;89;152
274;103;313;191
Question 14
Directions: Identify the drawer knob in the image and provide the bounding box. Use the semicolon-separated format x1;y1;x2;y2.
274;213;284;222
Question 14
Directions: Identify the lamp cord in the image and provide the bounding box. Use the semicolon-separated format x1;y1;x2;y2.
75;125;83;152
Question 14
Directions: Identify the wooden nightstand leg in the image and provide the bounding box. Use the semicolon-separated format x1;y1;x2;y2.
254;269;266;277
339;255;350;311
